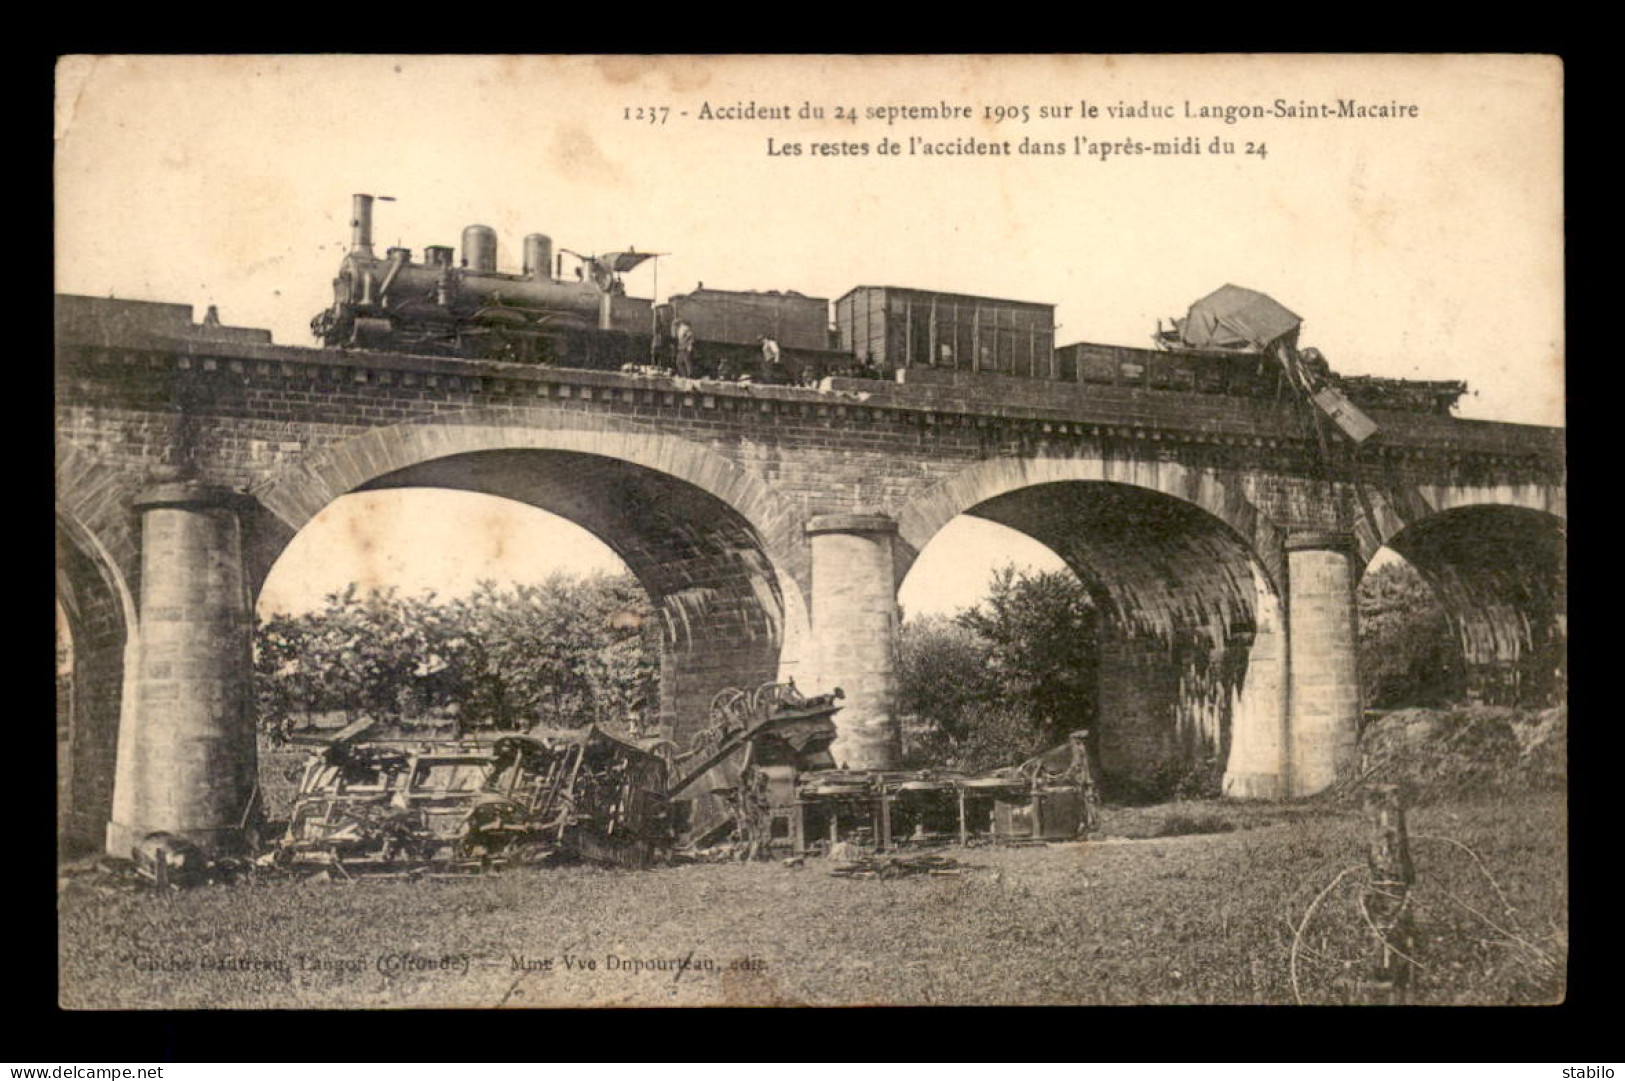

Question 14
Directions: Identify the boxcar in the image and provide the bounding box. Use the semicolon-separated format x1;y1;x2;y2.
834;286;1057;378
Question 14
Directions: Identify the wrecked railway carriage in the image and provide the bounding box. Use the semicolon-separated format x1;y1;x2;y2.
276;725;669;873
270;684;1102;875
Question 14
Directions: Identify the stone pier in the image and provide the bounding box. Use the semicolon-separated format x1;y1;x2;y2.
806;514;902;770
1285;530;1363;794
106;482;258;855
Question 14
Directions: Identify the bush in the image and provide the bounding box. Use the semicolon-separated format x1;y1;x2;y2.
1100;756;1224;805
1334;704;1567;805
1153;813;1235;838
952;704;1053;773
254;574;658;737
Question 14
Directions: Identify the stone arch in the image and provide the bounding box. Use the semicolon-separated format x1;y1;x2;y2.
1350;479;1566;568
250;412;811;741
1361;487;1566;706
897;455;1284;593
54;507;137;851
55;444;142;604
899;457;1288;799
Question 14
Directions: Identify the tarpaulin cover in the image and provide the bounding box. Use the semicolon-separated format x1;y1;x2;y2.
1176;284;1302;351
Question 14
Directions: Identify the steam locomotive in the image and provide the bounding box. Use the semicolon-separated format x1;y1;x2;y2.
311;194;853;381
312;194;653;367
311;194;1467;415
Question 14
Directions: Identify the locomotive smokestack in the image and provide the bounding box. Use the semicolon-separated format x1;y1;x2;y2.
349;194;375;257
462;225;498;273
523;234;554;282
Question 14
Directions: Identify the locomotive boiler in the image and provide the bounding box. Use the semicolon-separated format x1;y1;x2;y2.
311;194;656;365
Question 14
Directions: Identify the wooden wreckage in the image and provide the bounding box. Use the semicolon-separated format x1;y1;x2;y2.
673;685;1103;858
1153;284;1469;442
272;724;671;875
261;683;1103;877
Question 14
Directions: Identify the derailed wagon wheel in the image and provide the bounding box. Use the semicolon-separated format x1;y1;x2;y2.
750;681;804;719
708;688;750;733
748;683;778;720
709;688;745;721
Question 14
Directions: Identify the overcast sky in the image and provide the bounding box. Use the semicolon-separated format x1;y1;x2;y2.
55;55;1561;618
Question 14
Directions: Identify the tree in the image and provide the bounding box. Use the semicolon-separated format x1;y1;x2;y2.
896;614;997;744
896;565;1100;770
956;566;1100;748
1357;559;1463;708
253;573;659;738
446;575;658;731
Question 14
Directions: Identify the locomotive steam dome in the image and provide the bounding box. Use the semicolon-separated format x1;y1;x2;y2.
523;234;553;281
461;225;498;272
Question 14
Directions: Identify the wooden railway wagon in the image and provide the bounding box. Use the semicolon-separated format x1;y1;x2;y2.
657;287;832;352
1056;339;1283;397
1053;341;1467;413
835;286;1057;378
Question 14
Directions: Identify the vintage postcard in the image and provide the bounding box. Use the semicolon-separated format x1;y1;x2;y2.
55;54;1565;1008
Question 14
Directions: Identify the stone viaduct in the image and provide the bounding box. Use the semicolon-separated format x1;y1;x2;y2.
55;295;1566;855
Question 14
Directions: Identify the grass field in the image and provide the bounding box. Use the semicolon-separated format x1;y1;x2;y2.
58;789;1565;1008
